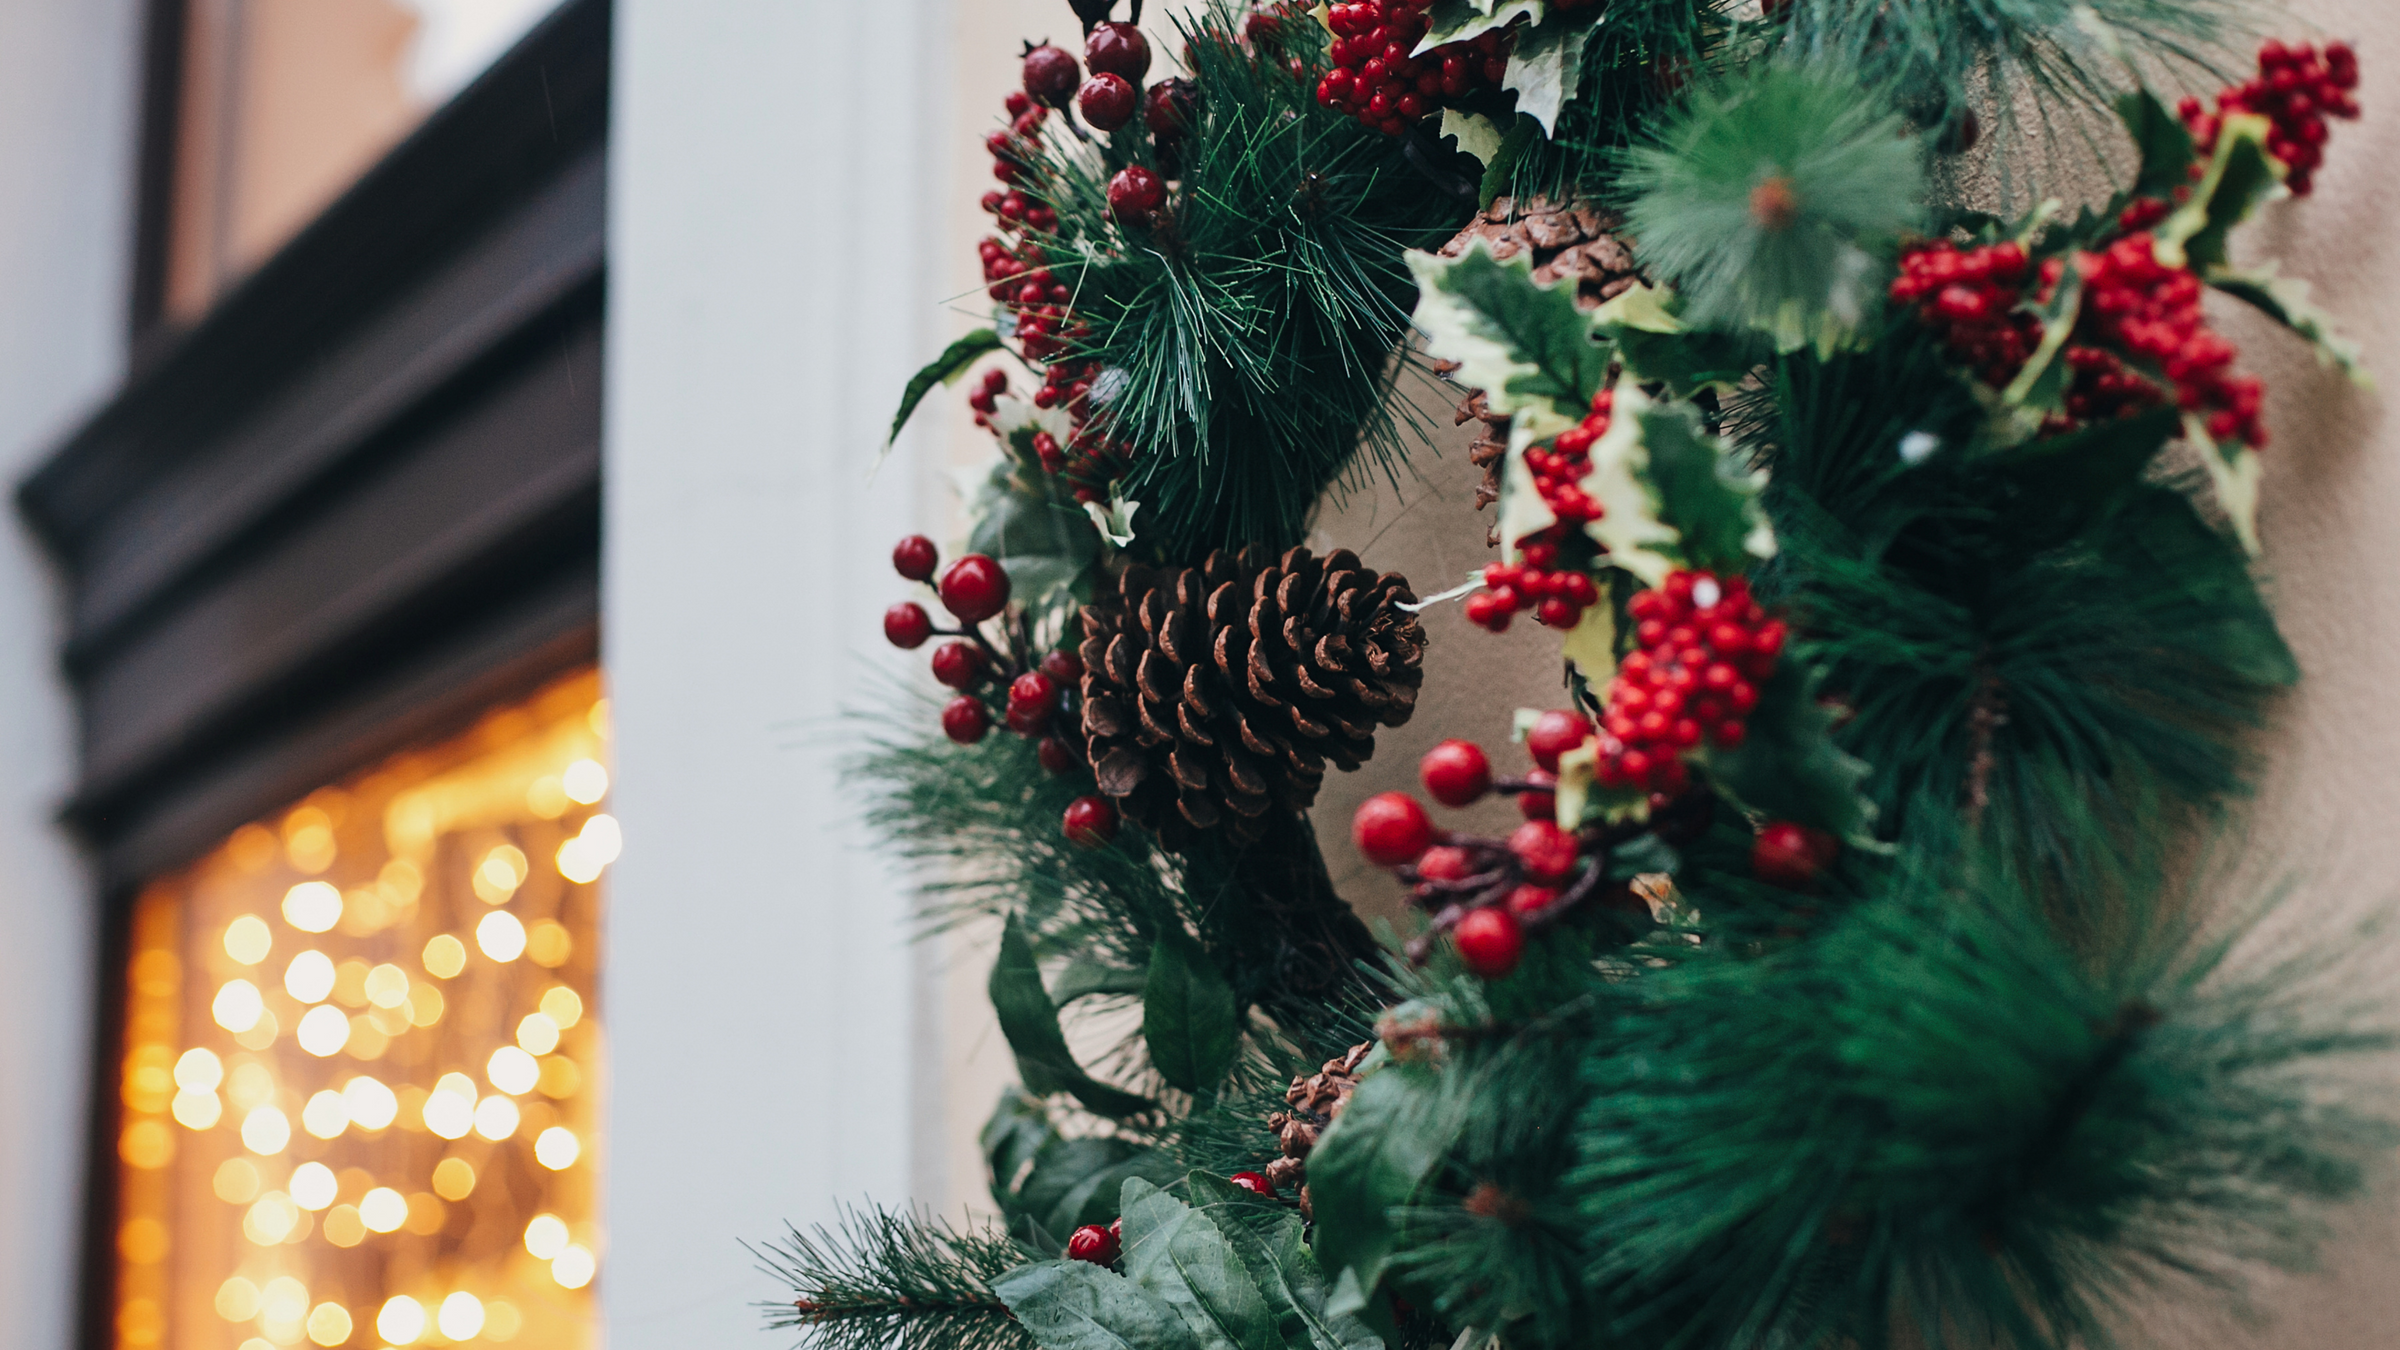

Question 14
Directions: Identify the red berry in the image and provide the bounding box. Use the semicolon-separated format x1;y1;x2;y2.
938;554;1012;623
1144;78;1196;139
1352;792;1434;867
1508;820;1581;883
1066;1222;1120;1264
1107;165;1167;221
1419;740;1493;807
1023;44;1082;108
1006;700;1052;735
1038;737;1077;775
1229;1171;1274;1195
1752;821;1838;889
1040;650;1085;684
931;641;986;689
1065;795;1120;848
1517;769;1557;821
1085;21;1152;80
1078;73;1137;131
942;697;992;744
884;602;934;649
1505;883;1559;919
1452;907;1524;979
892;534;939;581
1010;672;1058;709
1525;710;1594;772
1415;845;1472;882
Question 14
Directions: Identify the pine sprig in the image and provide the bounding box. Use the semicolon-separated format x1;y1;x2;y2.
757;1206;1036;1350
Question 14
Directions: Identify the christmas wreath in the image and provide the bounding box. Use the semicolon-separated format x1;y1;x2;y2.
776;4;2387;1348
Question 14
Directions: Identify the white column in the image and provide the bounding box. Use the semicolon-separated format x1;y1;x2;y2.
0;5;138;1350
601;0;949;1343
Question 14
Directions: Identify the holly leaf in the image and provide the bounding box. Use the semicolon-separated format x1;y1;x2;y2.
2208;260;2372;385
1999;258;2085;422
883;328;1005;468
1415;0;1541;55
2183;412;2264;556
1501;12;1594;136
1560;601;1615;685
1477;114;1542;211
1692;661;1880;850
2155;112;2280;273
1553;739;1648;831
2116;88;2197;200
1303;1062;1462;1312
1440;108;1507;166
990;915;1155;1119
1634;401;1775;574
1577;379;1679;587
2125;485;2296;686
995;1260;1205;1350
1141;927;1240;1093
1407;241;1612;438
1119;1179;1284;1350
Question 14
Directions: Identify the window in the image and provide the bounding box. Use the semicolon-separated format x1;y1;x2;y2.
110;671;608;1350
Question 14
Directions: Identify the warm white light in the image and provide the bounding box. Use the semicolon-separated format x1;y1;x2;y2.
343;1076;399;1130
515;1012;561;1055
261;1276;310;1324
284;950;336;1003
282;881;343;933
296;1004;352;1057
244;1191;299;1245
523;1213;569;1259
306;1302;354;1347
359;1187;408;1233
422;933;468;978
174;1047;224;1091
241;1105;291;1155
552;1244;597;1289
563;758;609;803
437;1292;486;1340
487;1045;540;1094
534;1125;580;1169
377;1296;427;1345
477;910;527;961
473;1093;521;1140
581;812;622;861
422;1091;473;1140
213;979;264;1032
215;1276;262;1321
223;914;273;964
172;1088;223;1129
539;985;583;1028
302;1089;349;1138
474;844;530;903
364;962;411;1008
289;1161;338;1211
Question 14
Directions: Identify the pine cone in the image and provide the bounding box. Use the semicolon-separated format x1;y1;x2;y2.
1438;197;1645;543
1264;1042;1373;1220
1078;546;1426;848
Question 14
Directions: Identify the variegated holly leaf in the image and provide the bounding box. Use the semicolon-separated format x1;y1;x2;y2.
2185;412;2264;555
1578;379;1681;587
1635;400;1775;573
1407;241;1611;438
1553;740;1648;830
1998;257;2085;431
1502;13;1594;136
2156;112;2280;273
1559;601;1615;685
1496;418;1560;557
2209;260;2372;385
1440;107;1508;165
1414;0;1541;55
2116;88;2198;201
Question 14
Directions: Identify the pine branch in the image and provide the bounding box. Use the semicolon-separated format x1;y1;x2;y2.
757;1206;1035;1350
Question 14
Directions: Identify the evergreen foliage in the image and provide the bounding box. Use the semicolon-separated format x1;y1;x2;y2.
760;1206;1037;1350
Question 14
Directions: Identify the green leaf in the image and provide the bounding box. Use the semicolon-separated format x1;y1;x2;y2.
1119;1179;1285;1350
995;1260;1205;1350
1187;1176;1384;1350
2156;112;2280;273
990;915;1155;1119
1141;928;1241;1093
1440;108;1507;166
1576;379;1680;587
1416;0;1540;54
1694;660;1881;850
1301;1062;1461;1309
2183;412;2265;556
886;328;1004;453
2116;88;2197;200
1501;13;1594;136
1052;958;1151;1005
985;1087;1062;1209
1634;401;1776;574
2209;260;2372;385
967;458;1103;621
2125;485;2296;686
1999;258;2084;420
1406;242;1612;439
1038;1145;1183;1237
1477;114;1542;211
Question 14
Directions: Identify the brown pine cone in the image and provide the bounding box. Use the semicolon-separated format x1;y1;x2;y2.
1077;546;1425;848
1263;1042;1373;1220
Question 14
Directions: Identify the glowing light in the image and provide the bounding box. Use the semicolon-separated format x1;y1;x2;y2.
436;1070;478;1098
485;1299;524;1342
437;1291;486;1340
332;958;371;1006
474;843;530;903
556;812;622;883
359;1187;408;1233
227;1061;275;1109
302;1089;349;1138
364;962;410;1008
380;857;424;901
473;1093;521;1140
523;1212;569;1258
234;1008;279;1051
296;1004;352;1057
323;1204;367;1247
213;979;265;1032
261;1276;310;1328
563;757;609;803
282;881;343;932
538;1054;583;1098
505;1018;557;1062
527;774;569;818
172;1088;224;1129
119;1120;174;1168
284;806;337;873
407;982;445;1026
376;1295;427;1345
224;914;273;964
213;1157;262;1203
477;910;527;961
591;697;611;737
432;1156;477;1199
553;1243;598;1289
174;1046;223;1090
540;985;584;1027
216;1276;262;1321
422;1091;473;1140
526;918;573;966
534;1125;580;1169
241;1105;291;1155
284;950;336;1003
488;1045;540;1094
423;933;467;978
406;1191;447;1235
118;1215;170;1263
343;1075;399;1129
306;1302;354;1347
117;1297;164;1346
244;1191;299;1244
290;1160;338;1210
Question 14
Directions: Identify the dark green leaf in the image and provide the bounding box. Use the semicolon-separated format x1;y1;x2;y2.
1187;1175;1383;1350
1695;661;1881;850
1051;959;1151;1005
2124;488;2296;687
1636;403;1770;575
1142;928;1241;1093
2116;89;2197;200
994;1259;1204;1350
889;328;1004;446
967;462;1102;621
1038;1146;1183;1238
1477;114;1542;212
1118;1179;1284;1350
2158;119;2279;274
1606;832;1681;882
1300;1063;1460;1308
2208;262;2369;381
989;915;1155;1119
984;1087;1061;1211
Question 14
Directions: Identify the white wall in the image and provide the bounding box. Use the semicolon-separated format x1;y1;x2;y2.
0;5;137;1350
601;0;951;1343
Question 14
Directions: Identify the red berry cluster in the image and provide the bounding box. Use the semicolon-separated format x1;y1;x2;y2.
980;91;1065;231
1888;242;2048;389
2179;39;2360;196
1595;571;1785;795
2073;231;2266;448
1315;1;1511;135
1464;387;1613;633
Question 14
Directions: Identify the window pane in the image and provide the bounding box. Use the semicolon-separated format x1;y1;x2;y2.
111;669;607;1350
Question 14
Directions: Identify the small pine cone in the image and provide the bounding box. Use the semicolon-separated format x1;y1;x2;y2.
1078;548;1425;848
1273;1042;1373;1219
